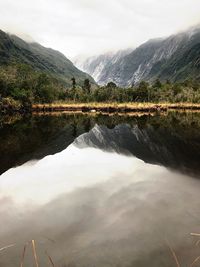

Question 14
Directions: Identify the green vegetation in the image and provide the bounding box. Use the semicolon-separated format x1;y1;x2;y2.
59;78;200;104
0;63;67;111
0;29;95;86
0;28;200;113
0;62;200;113
87;79;200;103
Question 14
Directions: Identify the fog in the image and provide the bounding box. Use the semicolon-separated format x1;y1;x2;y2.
1;0;200;57
0;144;200;266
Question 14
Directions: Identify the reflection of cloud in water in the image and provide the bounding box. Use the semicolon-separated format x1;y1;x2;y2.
0;145;142;205
0;145;200;267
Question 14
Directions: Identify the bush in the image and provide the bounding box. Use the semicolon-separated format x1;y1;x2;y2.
0;97;21;111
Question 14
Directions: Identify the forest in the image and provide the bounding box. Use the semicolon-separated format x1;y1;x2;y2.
0;63;200;112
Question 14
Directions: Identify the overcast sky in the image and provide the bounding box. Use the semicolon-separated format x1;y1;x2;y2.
0;0;200;59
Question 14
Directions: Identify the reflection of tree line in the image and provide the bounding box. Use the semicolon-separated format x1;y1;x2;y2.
1;111;200;175
2;111;200;142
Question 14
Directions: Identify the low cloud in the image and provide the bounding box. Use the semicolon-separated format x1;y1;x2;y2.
0;0;200;59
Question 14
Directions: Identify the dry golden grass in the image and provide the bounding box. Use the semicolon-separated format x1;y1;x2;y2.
18;239;56;267
32;102;200;113
20;241;30;267
45;250;56;267
31;240;39;267
0;243;15;252
167;233;200;267
2;236;200;267
167;242;181;267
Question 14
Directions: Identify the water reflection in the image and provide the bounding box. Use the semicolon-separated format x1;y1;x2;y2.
1;144;200;267
0;112;200;267
1;111;200;176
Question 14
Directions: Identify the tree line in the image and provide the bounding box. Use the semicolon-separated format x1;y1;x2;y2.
0;63;200;111
63;77;200;103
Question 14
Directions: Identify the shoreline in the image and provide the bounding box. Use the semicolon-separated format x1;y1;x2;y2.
32;102;200;113
2;102;200;115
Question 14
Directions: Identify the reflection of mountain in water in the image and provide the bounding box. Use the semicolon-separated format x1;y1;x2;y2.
1;113;200;267
1;112;200;176
74;123;200;176
1;135;200;267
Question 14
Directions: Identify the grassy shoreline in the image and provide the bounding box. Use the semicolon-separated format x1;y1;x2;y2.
32;102;200;113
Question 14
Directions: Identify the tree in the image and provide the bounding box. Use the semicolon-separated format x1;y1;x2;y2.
153;79;162;88
83;79;91;94
37;73;49;88
37;85;56;103
11;88;33;108
0;79;7;97
35;74;56;103
17;64;33;80
71;77;76;89
172;83;182;96
137;81;149;101
138;81;149;91
106;81;117;88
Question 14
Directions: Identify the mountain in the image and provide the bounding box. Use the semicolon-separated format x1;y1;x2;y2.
73;49;133;85
74;25;200;86
0;29;95;86
74;123;200;176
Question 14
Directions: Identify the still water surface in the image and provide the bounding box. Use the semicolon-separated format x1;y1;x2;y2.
0;112;200;267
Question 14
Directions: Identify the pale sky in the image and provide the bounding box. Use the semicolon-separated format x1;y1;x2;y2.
0;0;200;59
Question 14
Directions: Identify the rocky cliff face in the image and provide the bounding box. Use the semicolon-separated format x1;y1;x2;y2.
74;25;200;86
73;49;133;84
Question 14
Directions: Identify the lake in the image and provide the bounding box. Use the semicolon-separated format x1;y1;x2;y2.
0;111;200;267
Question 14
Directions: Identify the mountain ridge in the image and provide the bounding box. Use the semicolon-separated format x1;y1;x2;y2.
74;25;200;86
74;49;133;84
0;29;95;86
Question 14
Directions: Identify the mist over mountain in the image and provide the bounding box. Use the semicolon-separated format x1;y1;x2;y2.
0;29;95;86
74;25;200;86
74;49;133;85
